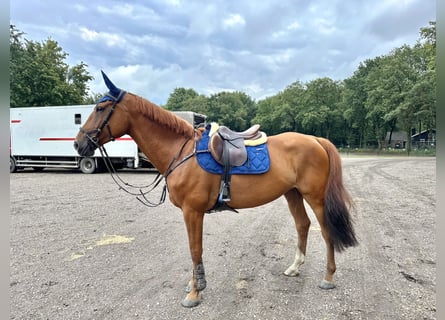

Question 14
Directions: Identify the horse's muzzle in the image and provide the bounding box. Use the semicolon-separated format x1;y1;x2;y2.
73;139;95;157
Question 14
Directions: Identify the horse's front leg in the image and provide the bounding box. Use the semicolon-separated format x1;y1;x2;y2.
181;208;206;308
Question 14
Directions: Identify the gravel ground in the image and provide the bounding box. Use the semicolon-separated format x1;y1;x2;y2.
10;156;436;320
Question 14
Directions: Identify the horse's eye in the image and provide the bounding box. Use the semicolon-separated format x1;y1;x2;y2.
95;106;105;112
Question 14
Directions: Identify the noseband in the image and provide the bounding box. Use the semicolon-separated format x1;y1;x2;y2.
80;90;126;147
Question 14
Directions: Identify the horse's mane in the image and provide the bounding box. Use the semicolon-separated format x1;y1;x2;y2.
129;93;195;138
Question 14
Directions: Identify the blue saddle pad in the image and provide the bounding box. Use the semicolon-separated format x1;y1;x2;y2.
196;125;270;175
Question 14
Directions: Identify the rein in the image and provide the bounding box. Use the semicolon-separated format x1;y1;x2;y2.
164;131;198;180
97;133;197;208
97;144;168;207
80;91;198;208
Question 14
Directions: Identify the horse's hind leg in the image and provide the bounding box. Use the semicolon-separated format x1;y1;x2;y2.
304;195;336;289
283;188;311;277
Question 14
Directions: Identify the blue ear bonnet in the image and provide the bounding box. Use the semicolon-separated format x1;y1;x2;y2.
98;70;126;103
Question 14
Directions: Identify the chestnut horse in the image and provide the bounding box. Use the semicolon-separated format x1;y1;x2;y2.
74;72;358;307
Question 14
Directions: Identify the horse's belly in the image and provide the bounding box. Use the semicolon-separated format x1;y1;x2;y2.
227;173;293;208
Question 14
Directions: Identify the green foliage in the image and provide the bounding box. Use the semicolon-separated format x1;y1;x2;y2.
163;21;435;152
10;25;93;107
252;96;282;134
302;78;344;143
206;91;256;131
10;20;435;153
253;82;305;135
342;65;371;148
165;88;256;131
338;21;435;150
164;87;208;115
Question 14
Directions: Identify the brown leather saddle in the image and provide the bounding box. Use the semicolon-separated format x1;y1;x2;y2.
209;124;262;167
207;124;264;207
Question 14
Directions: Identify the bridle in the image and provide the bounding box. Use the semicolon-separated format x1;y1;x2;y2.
78;90;197;208
79;90;126;148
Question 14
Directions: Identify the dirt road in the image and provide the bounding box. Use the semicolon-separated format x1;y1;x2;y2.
10;156;436;319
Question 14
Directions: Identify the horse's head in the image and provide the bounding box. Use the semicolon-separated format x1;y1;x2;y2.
74;71;129;156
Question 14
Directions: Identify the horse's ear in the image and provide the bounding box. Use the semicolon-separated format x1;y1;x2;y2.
101;70;121;97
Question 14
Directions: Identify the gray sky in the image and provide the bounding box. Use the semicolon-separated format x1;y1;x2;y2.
10;0;435;105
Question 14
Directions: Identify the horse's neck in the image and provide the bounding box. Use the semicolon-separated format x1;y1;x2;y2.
128;117;189;174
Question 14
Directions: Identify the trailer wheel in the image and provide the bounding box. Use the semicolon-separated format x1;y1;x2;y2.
10;156;17;173
79;157;96;174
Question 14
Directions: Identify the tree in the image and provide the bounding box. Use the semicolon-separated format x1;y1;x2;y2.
253;93;295;135
10;25;93;107
164;87;198;110
383;46;423;153
164;87;209;115
206;91;255;130
342;63;372;148
160;21;436;151
279;81;306;133
253;81;309;135
252;96;279;134
301;78;344;144
413;21;436;138
363;25;435;153
363;55;395;149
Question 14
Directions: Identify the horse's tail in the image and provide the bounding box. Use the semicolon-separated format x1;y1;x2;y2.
317;138;358;252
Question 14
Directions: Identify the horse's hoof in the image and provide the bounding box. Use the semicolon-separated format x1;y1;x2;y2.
318;279;336;289
284;267;300;277
181;296;201;308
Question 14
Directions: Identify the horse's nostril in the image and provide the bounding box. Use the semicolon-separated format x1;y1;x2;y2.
73;141;79;150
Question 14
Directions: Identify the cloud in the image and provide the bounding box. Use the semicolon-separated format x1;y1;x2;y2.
366;0;435;41
10;0;435;105
79;27;125;47
222;13;246;28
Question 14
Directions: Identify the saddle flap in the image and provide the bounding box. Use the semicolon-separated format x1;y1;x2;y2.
209;134;248;166
224;137;248;166
209;134;224;164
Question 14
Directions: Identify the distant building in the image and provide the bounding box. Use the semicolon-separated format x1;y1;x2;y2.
384;129;436;149
412;129;436;148
384;131;407;149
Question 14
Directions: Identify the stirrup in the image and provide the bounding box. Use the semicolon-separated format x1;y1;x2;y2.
220;182;231;202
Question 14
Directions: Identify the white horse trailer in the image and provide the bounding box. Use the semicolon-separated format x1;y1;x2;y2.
10;105;206;173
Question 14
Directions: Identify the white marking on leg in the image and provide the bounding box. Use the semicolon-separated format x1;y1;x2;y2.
284;246;305;276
